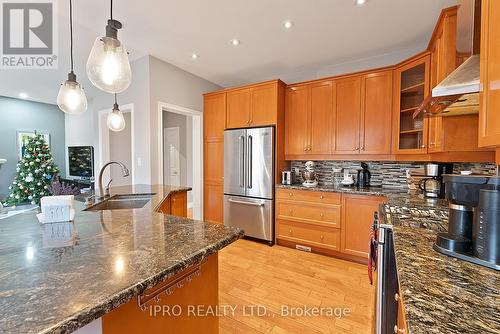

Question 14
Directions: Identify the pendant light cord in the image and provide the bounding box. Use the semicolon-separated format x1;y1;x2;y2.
69;0;74;72
110;0;113;20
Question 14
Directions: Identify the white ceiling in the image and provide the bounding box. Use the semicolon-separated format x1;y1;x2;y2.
0;0;457;105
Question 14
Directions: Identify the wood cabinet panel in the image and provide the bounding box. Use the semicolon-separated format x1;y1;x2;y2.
250;84;277;126
277;220;341;251
310;81;334;154
479;0;500;147
335;77;362;154
204;93;226;139
203;92;225;225
277;201;341;228
341;194;386;258
285;86;309;155
276;188;341;204
171;191;187;217
203;183;223;224
361;71;393;154
226;88;250;129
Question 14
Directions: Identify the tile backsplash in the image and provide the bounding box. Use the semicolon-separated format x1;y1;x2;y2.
290;161;497;190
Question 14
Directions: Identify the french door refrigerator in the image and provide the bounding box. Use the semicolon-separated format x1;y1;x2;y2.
224;126;274;244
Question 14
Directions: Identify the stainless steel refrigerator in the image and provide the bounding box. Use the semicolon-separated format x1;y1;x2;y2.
224;127;274;244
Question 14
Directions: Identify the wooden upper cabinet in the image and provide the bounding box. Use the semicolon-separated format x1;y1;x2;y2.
393;54;431;154
335;76;362;154
310;81;334;154
341;194;386;258
204;93;226;139
250;83;277;126
285;85;309;155
226;88;251;129
479;0;500;147
361;71;393;154
285;80;334;156
226;82;278;129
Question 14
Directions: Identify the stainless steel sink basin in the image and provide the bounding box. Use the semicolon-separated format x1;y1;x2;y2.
84;193;155;211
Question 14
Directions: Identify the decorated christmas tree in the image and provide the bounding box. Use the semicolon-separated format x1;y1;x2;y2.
4;133;60;206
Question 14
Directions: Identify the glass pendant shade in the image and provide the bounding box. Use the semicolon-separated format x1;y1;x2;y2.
57;75;88;115
107;103;126;132
87;36;132;93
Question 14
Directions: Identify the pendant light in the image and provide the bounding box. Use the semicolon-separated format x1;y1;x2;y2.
86;0;132;93
107;94;126;132
57;0;87;115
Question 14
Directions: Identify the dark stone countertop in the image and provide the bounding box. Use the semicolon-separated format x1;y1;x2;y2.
392;226;500;334
278;183;500;333
276;183;448;210
0;185;243;334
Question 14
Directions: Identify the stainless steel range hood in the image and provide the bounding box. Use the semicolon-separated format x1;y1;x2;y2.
414;0;481;118
429;55;480;116
432;55;479;97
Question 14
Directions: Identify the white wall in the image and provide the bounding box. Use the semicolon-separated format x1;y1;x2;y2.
148;56;221;185
109;112;132;186
65;55;220;186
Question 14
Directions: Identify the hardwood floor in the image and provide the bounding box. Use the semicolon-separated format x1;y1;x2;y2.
218;239;375;334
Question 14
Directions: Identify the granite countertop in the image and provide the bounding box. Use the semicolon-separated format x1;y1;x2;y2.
276;183;448;210
0;184;243;334
392;226;500;334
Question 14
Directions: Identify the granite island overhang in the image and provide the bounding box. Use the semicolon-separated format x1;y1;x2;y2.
0;185;244;334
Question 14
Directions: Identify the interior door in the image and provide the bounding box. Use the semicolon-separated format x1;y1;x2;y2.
164;127;181;186
361;71;393;154
224;129;246;196
335;76;362;154
246;127;274;199
310;81;334;154
285;86;309;156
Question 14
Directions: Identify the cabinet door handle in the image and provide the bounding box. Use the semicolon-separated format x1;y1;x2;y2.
319;195;324;199
421;144;426;148
289;229;292;234
249;119;252;124
355;146;359;150
320;235;324;240
320;213;324;217
289;192;293;197
361;146;365;150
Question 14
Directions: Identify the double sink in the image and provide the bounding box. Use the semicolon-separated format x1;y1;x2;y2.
84;193;156;211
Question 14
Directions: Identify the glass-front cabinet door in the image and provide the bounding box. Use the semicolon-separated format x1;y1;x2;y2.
393;54;430;154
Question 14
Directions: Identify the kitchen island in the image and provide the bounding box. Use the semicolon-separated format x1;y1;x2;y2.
0;185;243;334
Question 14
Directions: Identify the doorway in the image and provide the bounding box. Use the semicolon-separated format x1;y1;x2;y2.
158;102;202;220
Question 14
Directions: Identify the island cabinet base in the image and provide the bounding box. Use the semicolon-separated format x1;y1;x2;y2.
102;254;219;334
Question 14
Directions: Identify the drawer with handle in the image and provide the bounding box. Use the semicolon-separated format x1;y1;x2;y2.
276;188;341;204
276;220;341;251
276;201;341;228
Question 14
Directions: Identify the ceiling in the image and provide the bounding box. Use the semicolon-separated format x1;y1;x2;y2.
0;0;457;105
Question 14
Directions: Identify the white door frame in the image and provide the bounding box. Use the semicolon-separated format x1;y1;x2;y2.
98;103;136;186
157;102;203;219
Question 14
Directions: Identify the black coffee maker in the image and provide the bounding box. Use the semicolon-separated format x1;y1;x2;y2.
434;175;500;270
356;162;371;188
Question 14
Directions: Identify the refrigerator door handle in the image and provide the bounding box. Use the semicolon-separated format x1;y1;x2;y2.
228;198;264;206
238;135;245;188
247;135;253;189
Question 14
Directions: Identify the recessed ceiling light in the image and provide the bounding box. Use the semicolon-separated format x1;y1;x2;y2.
284;20;294;29
18;92;28;99
355;0;367;5
231;39;240;46
191;53;199;59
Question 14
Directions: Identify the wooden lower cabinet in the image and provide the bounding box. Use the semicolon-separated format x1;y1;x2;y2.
203;183;223;224
276;189;386;263
341;194;386;258
158;191;188;217
102;254;219;334
396;289;409;334
277;220;341;252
